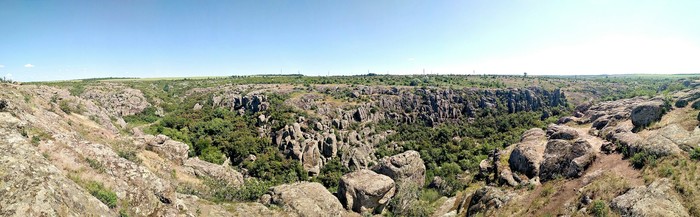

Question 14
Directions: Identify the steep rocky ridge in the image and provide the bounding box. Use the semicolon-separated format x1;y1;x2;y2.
0;112;114;216
0;83;289;216
262;86;568;175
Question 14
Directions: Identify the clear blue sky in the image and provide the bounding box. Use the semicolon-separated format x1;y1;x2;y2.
2;0;700;81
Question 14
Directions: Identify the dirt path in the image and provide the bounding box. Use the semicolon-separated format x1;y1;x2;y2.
529;126;644;216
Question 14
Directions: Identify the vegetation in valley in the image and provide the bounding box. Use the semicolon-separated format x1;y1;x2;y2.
142;92;308;199
31;74;700;214
374;110;562;196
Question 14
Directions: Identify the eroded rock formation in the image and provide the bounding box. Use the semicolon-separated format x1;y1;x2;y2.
337;169;396;214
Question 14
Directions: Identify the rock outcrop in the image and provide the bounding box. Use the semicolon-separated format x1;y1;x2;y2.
264;182;350;217
274;123;342;175
576;97;647;128
338;169;396;214
213;94;269;113
371;150;426;187
546;124;579;140
630;100;667;129
184;158;244;187
643;124;693;155
539;139;595;181
0;112;114;216
606;124;685;158
81;86;151;116
509;128;547;178
611;179;689;217
466;186;515;216
143;134;189;165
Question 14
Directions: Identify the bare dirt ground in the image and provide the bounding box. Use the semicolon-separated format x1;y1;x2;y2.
527;126;644;216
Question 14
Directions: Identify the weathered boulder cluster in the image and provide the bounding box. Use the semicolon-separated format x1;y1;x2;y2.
260;182;351;217
255;150;426;215
274;123;341;175
371;150;426;188
240;86;567;178
31;85;124;133
464;123;599;215
81;85;151;116
539;124;595;181
140;134;245;187
273;120;405;175
559;92;700;216
0;84;262;216
213;93;269;114
487;124;596;186
508;128;547;179
573;96;688;158
334;150;427;214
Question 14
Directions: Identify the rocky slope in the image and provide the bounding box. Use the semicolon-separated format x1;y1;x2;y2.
0;84;285;216
1;77;698;217
441;87;700;216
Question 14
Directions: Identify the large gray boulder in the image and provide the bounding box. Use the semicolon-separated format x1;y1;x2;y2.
322;132;338;158
265;182;350;217
538;139;595;181
546;124;579;140
371;150;426;187
466;186;515;216
509;128;547;178
338;169;396;214
610;126;682;158
144;134;189;165
643;124;689;155
631;101;666;129
184;158;244;187
611;178;689;217
301;139;322;175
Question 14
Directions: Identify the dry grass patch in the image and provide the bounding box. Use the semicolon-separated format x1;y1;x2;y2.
579;172;631;202
643;156;700;216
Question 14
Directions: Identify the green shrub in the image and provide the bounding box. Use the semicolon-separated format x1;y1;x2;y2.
311;158;348;192
389;182;435;217
630;151;657;169
675;99;688;108
70;84;86;96
0;99;7;111
31;136;41;145
419;188;441;203
86;158;105;173
660;166;674;177
692;101;700;110
119;209;130;217
123;107;160;124
199;146;225;164
541;183;555;197
208;179;273;202
591;200;609;217
690;147;700;160
117;150;142;164
85;181;118;208
59;100;73;114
